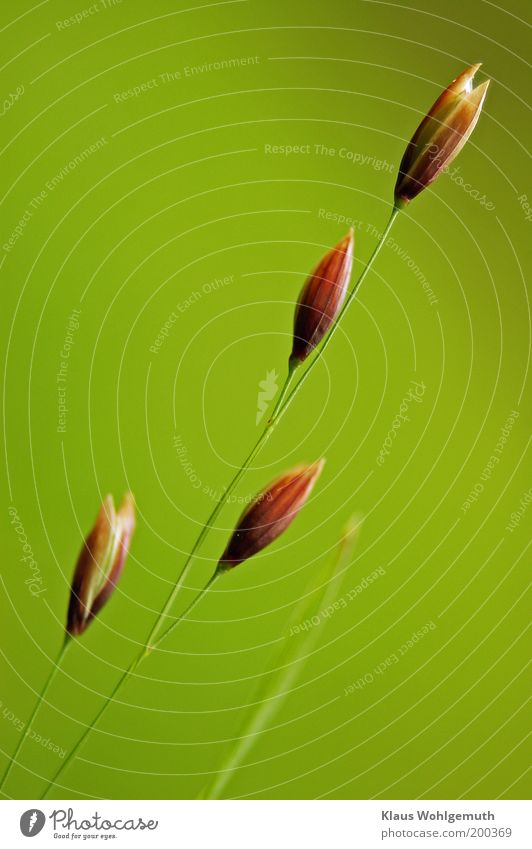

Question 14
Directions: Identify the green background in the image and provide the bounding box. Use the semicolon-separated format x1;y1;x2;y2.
1;0;530;800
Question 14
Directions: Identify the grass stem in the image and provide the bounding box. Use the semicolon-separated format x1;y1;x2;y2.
40;205;399;797
199;515;362;799
0;637;71;796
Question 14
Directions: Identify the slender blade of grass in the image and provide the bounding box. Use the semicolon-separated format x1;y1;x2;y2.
199;515;363;799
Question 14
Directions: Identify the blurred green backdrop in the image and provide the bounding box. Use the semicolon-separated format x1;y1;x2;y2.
1;0;530;800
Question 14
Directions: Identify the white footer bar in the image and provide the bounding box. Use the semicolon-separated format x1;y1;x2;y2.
1;799;528;848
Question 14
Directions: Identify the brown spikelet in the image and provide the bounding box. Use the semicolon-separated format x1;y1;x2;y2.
218;461;325;570
395;63;490;205
290;231;354;366
66;493;135;637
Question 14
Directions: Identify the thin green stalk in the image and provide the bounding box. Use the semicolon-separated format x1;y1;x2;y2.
144;362;297;656
143;204;399;654
39;366;296;799
41;573;221;799
199;515;362;799
0;637;71;796
41;650;139;800
40;205;399;798
280;205;400;418
148;572;221;655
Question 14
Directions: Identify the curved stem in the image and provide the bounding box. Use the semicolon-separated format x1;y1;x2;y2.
150;572;220;654
200;518;360;799
40;205;400;797
267;359;297;423
0;637;71;796
144;363;297;655
280;205;400;417
41;650;140;800
39;362;295;798
40;577;220;800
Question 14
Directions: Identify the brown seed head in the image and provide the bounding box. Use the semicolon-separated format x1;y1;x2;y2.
290;230;354;366
66;493;136;637
395;63;490;205
218;460;325;571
